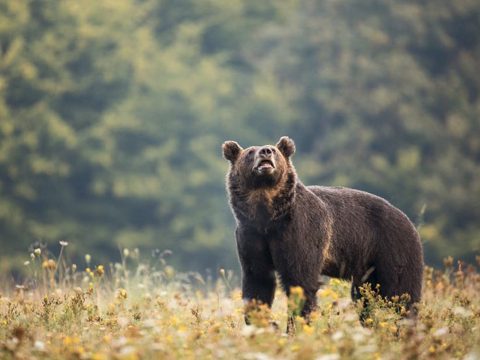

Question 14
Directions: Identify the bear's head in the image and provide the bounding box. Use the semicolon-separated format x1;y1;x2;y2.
222;136;296;189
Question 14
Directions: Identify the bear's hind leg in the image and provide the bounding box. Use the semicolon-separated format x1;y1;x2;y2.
375;262;422;319
351;266;378;324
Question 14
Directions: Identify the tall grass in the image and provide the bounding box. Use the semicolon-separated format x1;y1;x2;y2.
0;246;479;359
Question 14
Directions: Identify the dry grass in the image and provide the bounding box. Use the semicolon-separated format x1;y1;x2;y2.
1;247;479;359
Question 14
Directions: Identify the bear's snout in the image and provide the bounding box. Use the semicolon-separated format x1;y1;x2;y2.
254;146;276;174
258;146;274;157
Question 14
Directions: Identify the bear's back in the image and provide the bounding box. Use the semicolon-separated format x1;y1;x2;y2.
307;185;412;231
306;185;422;280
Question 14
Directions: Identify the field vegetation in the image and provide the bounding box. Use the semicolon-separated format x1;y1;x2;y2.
1;245;479;359
1;0;480;272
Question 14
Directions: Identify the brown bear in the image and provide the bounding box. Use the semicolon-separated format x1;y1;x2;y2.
222;136;423;328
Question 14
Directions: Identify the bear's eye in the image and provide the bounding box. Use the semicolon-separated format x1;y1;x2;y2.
248;149;255;156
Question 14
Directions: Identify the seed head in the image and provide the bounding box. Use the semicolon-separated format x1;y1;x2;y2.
95;265;105;277
116;288;128;300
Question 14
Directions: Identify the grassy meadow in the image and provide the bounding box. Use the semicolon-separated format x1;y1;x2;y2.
1;246;479;360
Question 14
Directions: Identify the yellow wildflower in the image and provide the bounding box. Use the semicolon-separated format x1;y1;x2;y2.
319;288;339;300
63;336;80;346
290;286;304;297
170;315;179;326
178;325;188;333
329;278;342;286
91;353;108;360
42;259;56;270
303;324;314;335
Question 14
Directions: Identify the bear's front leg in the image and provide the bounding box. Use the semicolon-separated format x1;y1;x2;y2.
273;242;322;333
236;228;276;325
242;269;276;325
286;286;317;334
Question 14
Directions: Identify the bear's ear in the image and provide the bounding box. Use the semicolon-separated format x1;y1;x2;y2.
276;136;295;158
222;141;243;162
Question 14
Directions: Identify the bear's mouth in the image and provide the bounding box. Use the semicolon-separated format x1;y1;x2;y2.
255;159;275;173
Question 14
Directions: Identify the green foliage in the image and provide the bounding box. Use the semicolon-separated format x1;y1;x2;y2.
0;0;479;271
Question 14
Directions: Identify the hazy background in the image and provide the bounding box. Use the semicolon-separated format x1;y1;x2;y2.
1;0;479;275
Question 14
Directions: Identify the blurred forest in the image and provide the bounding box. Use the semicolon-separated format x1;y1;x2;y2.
0;0;479;273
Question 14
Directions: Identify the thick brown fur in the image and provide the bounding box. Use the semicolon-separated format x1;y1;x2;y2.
222;137;424;327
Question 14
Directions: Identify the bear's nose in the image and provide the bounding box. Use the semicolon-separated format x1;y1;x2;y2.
259;146;274;157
